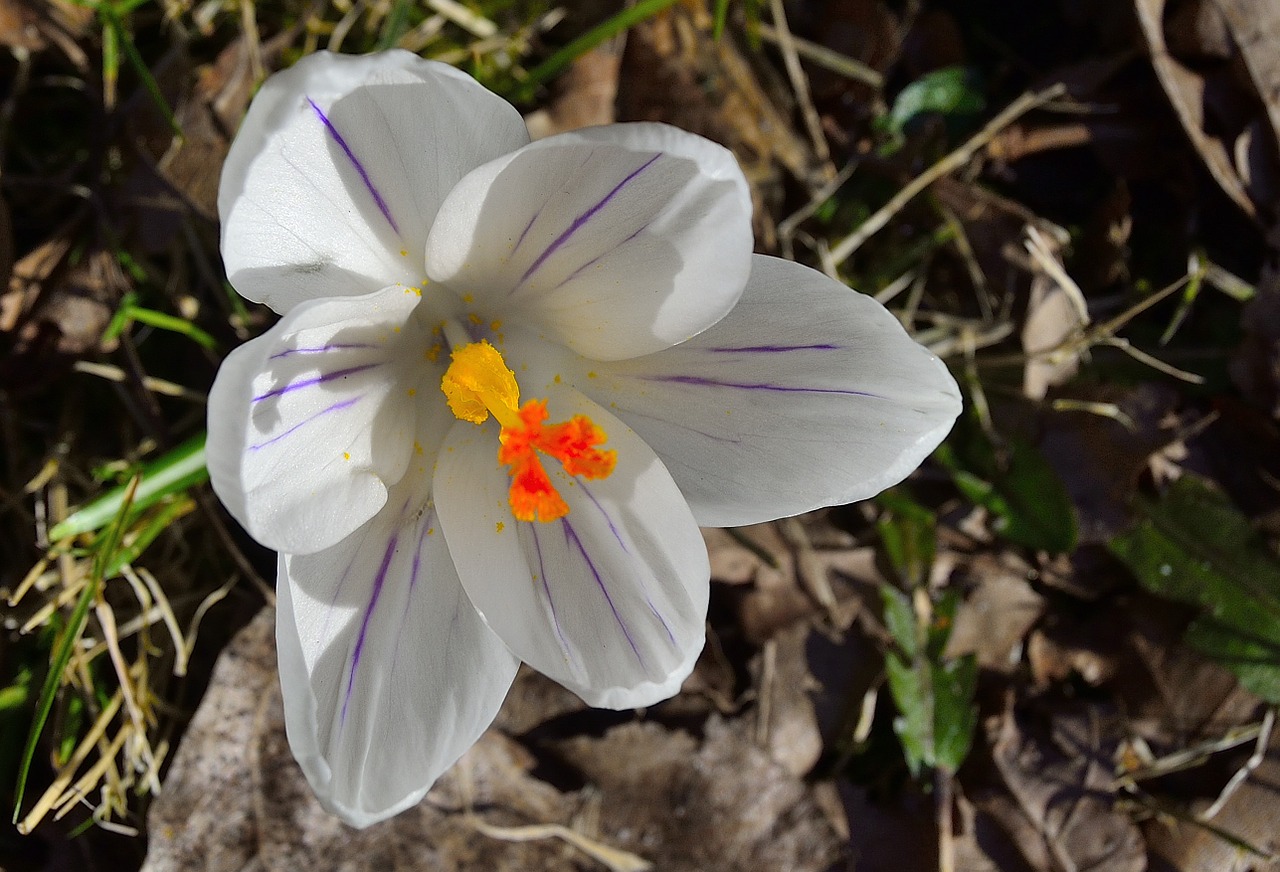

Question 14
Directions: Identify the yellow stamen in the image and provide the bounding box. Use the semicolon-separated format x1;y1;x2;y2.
441;340;617;522
440;340;522;428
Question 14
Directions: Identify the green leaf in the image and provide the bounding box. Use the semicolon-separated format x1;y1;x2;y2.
932;655;978;772
884;651;928;776
876;489;936;587
882;66;985;137
50;434;207;541
1109;476;1280;702
880;585;918;659
880;582;978;776
937;439;1077;554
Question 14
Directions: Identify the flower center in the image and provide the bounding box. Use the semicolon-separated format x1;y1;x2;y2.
440;340;616;522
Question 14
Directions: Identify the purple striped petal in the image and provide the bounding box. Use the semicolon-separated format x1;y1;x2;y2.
218;50;529;314
277;489;519;828
573;255;963;527
207;286;432;555
434;387;709;709
425;123;753;361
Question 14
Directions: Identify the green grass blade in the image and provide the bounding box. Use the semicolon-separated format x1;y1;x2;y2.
712;0;731;39
104;497;194;577
120;305;218;350
513;0;681;103
102;3;182;137
12;477;138;826
50;434;207;541
377;0;413;50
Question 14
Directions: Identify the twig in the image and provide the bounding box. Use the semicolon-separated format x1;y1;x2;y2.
829;84;1067;266
767;0;830;166
936;767;955;872
778;161;858;260
755;23;883;88
1203;707;1275;820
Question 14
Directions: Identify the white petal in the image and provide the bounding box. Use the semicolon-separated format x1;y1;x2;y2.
277;490;519;827
207;285;445;554
425;123;753;360
433;390;708;708
574;255;963;526
220;49;529;314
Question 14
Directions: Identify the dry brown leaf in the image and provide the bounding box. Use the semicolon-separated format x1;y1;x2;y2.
525;45;620;139
145;607;846;872
704;518;880;635
617;2;823;247
944;553;1045;674
1021;237;1088;400
1144;727;1280;871
1135;0;1280;220
555;717;844;872
989;702;1146;872
1037;382;1180;544
748;622;823;776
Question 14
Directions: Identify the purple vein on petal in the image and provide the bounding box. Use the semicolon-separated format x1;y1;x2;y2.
562;518;643;668
703;343;841;353
511;207;542;255
389;513;433;677
269;342;378;360
529;524;572;665
517;152;662;288
252;363;379;403
548;219;651;294
341;533;399;726
579;479;627;553
646;597;677;647
612;405;742;445
308;97;401;236
249;396;361;450
641;374;883;399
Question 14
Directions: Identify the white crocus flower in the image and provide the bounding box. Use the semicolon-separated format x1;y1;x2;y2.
207;50;961;827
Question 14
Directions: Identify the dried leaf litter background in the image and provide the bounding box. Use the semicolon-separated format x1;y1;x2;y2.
144;1;1280;868
6;0;1280;870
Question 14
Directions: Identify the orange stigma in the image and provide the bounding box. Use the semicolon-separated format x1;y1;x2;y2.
441;340;617;522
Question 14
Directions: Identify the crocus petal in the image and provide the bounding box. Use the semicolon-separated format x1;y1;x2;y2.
433;389;709;708
572;255;963;527
277;489;519;827
207;285;442;554
220;49;529;314
425;123;753;361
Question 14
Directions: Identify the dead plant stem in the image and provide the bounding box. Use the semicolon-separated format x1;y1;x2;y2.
829;83;1067;266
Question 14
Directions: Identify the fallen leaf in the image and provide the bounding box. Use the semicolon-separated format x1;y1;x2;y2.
525;45;620;139
989;701;1146;872
554;717;845;872
145;606;847;872
944;552;1045;674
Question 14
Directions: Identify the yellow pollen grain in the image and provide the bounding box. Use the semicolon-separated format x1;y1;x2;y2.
425;344;442;362
462;293;474;304
393;326;401;333
407;388;417;397
468;313;483;325
427;527;435;536
496;521;505;533
343;452;351;461
490;320;503;331
554;374;562;384
414;441;423;455
399;248;408;257
587;371;597;379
